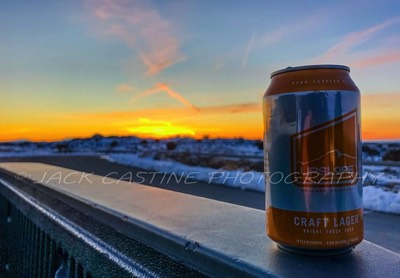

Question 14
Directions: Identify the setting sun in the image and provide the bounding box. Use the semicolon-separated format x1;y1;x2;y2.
125;118;195;138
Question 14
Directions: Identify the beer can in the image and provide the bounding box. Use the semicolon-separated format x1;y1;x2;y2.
263;65;363;255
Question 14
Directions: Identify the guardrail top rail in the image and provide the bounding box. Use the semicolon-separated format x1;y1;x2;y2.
0;162;399;277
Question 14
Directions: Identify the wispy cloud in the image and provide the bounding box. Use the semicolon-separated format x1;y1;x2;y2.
242;32;256;67
134;83;199;111
258;27;287;46
316;17;400;62
115;83;135;93
199;102;261;114
130;83;262;114
86;0;185;75
79;101;260;121
350;51;400;68
257;13;327;47
241;12;326;65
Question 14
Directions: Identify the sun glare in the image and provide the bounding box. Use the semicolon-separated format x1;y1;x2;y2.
125;118;195;138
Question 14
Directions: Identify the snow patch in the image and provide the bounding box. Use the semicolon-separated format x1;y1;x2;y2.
363;186;400;214
102;154;265;191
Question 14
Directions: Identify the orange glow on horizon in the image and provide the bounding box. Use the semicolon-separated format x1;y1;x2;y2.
361;93;400;141
1;93;399;142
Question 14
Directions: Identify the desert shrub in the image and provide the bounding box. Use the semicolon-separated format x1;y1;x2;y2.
362;145;380;156
18;141;31;147
55;143;70;153
383;149;400;161
166;141;177;151
109;140;118;148
255;140;263;150
140;139;148;145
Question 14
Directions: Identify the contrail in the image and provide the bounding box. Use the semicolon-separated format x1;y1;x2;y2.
134;83;199;111
242;32;256;67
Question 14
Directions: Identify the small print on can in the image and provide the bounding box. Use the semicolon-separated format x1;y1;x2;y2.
263;65;363;256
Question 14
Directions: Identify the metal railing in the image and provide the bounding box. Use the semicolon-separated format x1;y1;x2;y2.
1;163;400;278
0;197;88;277
0;169;205;278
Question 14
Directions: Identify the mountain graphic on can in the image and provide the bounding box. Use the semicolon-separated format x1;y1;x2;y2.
297;149;356;166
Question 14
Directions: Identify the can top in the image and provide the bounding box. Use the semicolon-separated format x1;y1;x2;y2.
271;64;350;78
265;64;358;96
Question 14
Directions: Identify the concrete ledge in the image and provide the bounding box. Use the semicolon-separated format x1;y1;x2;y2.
1;162;399;277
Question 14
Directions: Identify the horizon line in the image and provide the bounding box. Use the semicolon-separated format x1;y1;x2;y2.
1;133;400;144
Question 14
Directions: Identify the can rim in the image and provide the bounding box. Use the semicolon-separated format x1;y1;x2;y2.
271;64;350;78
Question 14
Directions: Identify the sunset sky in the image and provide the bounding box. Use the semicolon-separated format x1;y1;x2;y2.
1;0;400;142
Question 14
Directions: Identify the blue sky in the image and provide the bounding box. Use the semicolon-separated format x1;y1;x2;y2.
1;0;400;140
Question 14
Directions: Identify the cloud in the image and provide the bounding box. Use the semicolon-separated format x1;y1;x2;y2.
115;83;135;93
199;102;261;114
134;83;199;111
350;51;400;68
257;13;327;47
242;32;256;67
240;12;327;66
316;17;400;62
258;27;287;46
73;101;262;138
86;0;185;75
79;101;261;121
130;83;262;114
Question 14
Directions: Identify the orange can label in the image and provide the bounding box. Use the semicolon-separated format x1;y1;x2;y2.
267;207;363;249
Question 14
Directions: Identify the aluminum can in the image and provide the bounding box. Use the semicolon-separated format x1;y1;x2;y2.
263;65;363;255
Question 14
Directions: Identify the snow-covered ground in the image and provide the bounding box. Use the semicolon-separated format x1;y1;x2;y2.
363;186;400;214
103;154;265;191
1;135;400;214
0;136;263;157
103;153;400;214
